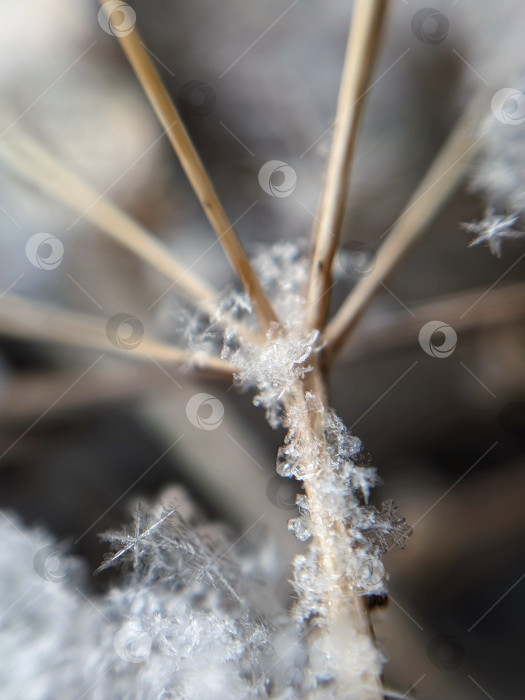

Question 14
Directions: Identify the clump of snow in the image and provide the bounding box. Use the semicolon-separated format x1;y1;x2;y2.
0;501;306;700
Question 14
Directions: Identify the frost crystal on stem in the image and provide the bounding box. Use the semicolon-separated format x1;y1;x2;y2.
220;242;412;697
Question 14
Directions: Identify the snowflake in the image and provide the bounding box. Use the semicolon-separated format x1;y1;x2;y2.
462;210;523;257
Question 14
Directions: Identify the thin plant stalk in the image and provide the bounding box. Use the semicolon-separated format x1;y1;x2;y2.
283;381;384;700
340;282;525;362
0;294;234;375
304;0;388;333
300;6;388;691
0;126;264;345
325;107;482;357
99;0;279;330
0;128;216;309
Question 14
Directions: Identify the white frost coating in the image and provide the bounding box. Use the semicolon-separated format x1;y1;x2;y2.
464;116;525;256
468;100;525;256
0;506;305;699
225;326;319;428
220;243;411;696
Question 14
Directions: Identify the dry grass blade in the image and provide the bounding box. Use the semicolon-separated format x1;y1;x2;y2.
99;0;279;330
0;127;216;309
304;0;388;332
341;282;525;362
326;107;482;357
0;367;184;422
0;294;234;375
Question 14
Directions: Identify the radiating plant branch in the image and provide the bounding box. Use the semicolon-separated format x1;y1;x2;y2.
305;0;387;333
0;294;234;376
99;0;280;331
0;125;216;310
326;105;483;358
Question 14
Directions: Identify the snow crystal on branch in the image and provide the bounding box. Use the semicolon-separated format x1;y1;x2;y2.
98;502;252;609
462;209;523;257
0;501;306;699
224;326;320;428
216;243;411;625
467;76;525;256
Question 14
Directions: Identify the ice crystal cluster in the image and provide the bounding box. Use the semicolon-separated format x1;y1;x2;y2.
219;243;411;692
467;79;525;256
0;496;304;699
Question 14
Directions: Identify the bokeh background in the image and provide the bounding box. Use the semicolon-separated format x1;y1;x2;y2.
0;1;524;698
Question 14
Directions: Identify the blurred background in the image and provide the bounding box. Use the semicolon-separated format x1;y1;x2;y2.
0;1;524;698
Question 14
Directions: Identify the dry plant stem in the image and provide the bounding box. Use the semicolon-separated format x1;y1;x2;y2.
341;282;525;362
0;129;216;309
0;294;234;376
300;5;387;680
100;3;279;331
326;107;482;357
0;367;188;422
0;128;263;345
305;0;387;333
290;374;383;700
0;364;236;423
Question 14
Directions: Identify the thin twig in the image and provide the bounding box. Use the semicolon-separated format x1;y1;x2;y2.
301;4;388;695
0;126;263;346
0;294;234;376
304;0;388;333
340;282;525;362
0;365;210;422
0;127;216;309
285;381;384;700
325;107;482;357
99;0;279;330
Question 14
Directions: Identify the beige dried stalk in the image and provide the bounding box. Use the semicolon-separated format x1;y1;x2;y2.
325;106;483;358
0;293;234;376
104;11;280;331
0;124;217;309
304;0;387;334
